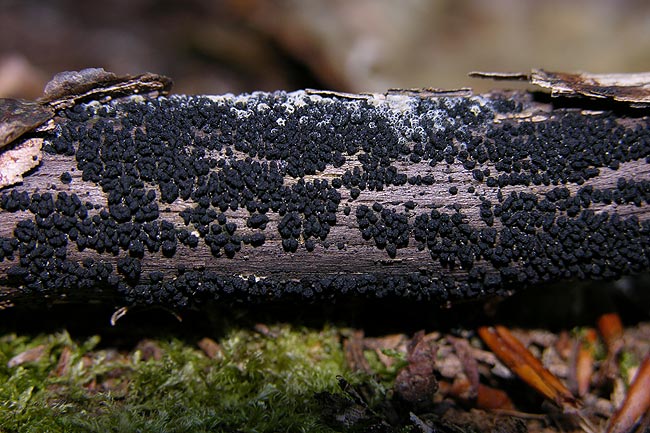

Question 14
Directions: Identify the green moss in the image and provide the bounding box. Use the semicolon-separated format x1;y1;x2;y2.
363;348;406;386
0;325;350;432
619;350;640;384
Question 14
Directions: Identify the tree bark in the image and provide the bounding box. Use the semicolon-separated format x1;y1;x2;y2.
0;84;649;308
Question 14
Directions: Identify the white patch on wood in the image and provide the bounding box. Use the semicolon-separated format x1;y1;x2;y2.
0;138;42;188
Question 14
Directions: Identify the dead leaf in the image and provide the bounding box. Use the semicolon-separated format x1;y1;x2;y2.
555;330;572;360
51;346;73;377
476;383;515;411
394;331;438;404
134;339;163;361
7;344;46;368
449;336;479;400
197;337;222;360
253;323;280;338
344;330;372;374
363;333;408;369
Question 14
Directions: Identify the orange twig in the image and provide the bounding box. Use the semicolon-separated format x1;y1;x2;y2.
478;325;578;411
598;312;625;384
575;329;597;397
597;313;624;353
606;354;650;433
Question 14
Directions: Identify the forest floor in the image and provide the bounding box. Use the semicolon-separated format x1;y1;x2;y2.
0;282;648;433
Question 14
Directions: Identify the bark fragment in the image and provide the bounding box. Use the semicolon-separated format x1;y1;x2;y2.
471;69;650;107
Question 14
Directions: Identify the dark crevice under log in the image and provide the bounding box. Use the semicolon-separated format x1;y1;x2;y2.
1;87;649;308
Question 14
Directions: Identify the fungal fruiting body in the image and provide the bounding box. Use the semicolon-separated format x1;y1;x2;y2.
0;89;649;307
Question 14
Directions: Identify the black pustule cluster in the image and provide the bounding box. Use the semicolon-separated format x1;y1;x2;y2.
356;204;410;258
0;90;647;307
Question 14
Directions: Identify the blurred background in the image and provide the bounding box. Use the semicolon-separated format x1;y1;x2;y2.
1;0;650;99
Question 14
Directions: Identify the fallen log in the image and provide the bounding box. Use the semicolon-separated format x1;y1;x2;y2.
0;69;649;309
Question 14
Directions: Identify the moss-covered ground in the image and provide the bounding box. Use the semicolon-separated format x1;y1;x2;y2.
0;323;356;433
1;284;648;433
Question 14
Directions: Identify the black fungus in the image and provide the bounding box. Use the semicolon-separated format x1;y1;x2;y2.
0;90;645;308
60;172;72;184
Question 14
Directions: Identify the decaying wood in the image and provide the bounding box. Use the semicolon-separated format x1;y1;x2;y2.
0;69;649;309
